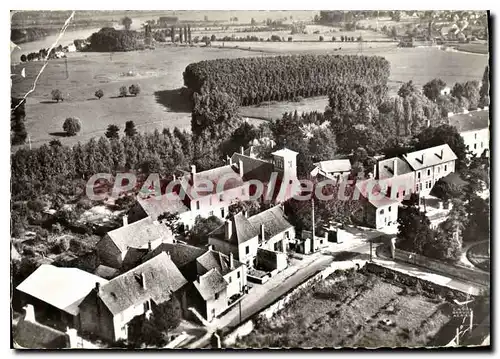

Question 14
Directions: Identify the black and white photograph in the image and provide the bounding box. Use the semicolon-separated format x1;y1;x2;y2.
9;9;491;350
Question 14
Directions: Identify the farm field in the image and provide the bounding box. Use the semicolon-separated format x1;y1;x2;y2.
231;270;453;348
12;40;488;149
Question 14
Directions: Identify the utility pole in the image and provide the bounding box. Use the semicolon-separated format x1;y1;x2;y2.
239;300;242;324
311;197;315;253
28;135;32;150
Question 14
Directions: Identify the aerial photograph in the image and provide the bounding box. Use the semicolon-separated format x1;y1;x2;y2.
10;10;490;349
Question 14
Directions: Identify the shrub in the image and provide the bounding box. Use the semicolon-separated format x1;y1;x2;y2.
319;36;324;41
119;86;128;97
51;89;64;102
129;84;141;96
95;89;104;99
63;117;82;136
288;37;292;42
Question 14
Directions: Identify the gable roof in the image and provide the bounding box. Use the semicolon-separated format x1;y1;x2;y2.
313;159;352;174
14;318;68;349
231;152;275;182
93;265;120;280
96;252;187;315
209;212;260;245
105;216;173;252
136;194;190;220
448;110;489;133
271;148;299;157
193;268;227;301
377;157;413;179
196;250;243;276
16;265;108;316
403;144;458;171
142;242;207;269
248;206;293;242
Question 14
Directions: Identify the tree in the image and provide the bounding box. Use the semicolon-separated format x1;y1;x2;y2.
463;194;489;242
105;124;120;139
423;78;446;102
158;212;181;235
430;177;464;203
251;18;256;25
398;80;418;98
20;54;26;62
129;84;141;96
189;216;223;246
119;86;128;97
479;66;489;107
210;34;216;42
121;16;133;31
51;89;64;102
391;26;398;38
49;139;62;147
319;36;324;41
397;204;433;253
451;81;480;109
124;121;137;137
95;89;104;100
63;117;81;136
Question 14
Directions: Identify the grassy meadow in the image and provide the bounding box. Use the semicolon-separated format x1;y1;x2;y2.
11;36;488;149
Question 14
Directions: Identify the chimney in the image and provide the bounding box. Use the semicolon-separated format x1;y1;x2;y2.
240;146;244;155
249;146;255;158
239;159;244;177
140;273;146;290
227;155;232;165
66;327;79;348
229;252;234;270
243;210;248;218
260;224;265;242
426;119;431;128
421;153;425;164
191;165;196;185
167;251;171;258
207;244;213;251
393;159;398;176
172;173;177;181
225;220;232;240
95;282;101;294
196;275;200;283
23;304;35;323
123;215;128;227
148;241;152;252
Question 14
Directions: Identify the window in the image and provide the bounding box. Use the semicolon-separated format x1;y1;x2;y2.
285;231;290;239
208;210;214;216
219;194;224;202
229;276;232;283
474;143;477;150
475;133;477;139
481;142;484;148
211;308;215;317
437;166;440;173
427;169;431;176
380;209;385;215
196;201;200;210
221;208;225;218
417;171;421;179
388;206;392;212
144;300;150;311
215;292;219;300
237;271;241;279
245;246;249;254
444;165;448;171
419;183;423;191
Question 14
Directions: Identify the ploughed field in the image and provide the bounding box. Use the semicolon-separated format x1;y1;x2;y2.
11;42;488;149
232;270;452;348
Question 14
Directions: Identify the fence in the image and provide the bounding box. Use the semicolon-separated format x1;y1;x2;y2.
393;248;490;286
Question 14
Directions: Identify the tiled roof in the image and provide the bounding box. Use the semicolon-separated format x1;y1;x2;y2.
377;157;413;179
181;165;245;200
97;252;187;315
14;318;68;349
248;206;293;242
193;268;227;301
231;153;275;182
105;216;173;252
196;250;243;276
93;265;120;280
313;159;352;174
16;264;108;316
403;144;458;171
137;194;190;220
448;110;489;133
142;242;207;269
209;212;260;245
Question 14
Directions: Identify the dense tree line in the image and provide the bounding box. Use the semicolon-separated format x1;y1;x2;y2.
87;27;141;52
11;128;193;203
11;97;27;145
183;55;390;106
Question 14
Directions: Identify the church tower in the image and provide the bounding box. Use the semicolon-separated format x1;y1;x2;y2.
271;147;298;180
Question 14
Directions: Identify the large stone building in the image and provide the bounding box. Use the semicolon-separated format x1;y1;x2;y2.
448;109;489;158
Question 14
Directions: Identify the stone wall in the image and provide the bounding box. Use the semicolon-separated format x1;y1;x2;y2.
393;248;490;286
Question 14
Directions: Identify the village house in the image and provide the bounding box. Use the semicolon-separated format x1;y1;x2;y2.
13;304;78;349
128;146;300;230
355;180;400;230
310;159;351;182
16;264;109;332
372;156;415;201
78;252;188;343
208;205;293;269
191;269;228;322
96;216;174;270
448;109;489;158
402;144;458;197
